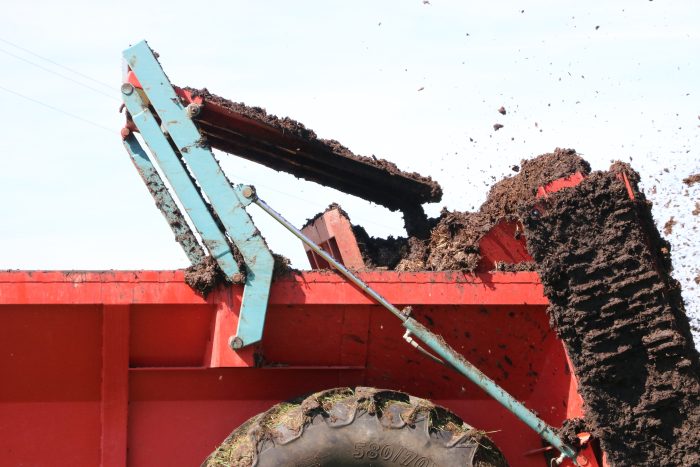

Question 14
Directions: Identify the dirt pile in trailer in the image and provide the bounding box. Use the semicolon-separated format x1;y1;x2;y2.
523;165;700;466
352;148;590;271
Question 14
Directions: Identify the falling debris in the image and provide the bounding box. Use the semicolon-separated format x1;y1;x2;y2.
664;216;677;235
493;123;504;131
498;106;507;115
683;173;700;187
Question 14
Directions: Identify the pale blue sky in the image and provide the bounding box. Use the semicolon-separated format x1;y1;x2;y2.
0;1;698;335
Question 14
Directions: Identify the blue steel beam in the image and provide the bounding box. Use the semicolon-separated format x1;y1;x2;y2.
123;134;206;266
121;87;240;279
124;41;274;348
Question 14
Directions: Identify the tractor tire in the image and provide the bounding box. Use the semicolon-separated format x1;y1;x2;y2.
202;387;508;467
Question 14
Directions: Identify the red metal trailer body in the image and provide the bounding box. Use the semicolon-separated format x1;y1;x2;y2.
0;269;588;466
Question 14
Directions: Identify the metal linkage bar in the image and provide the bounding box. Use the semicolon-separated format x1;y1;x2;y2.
121;87;240;278
123;134;206;265
123;41;274;348
254;196;579;465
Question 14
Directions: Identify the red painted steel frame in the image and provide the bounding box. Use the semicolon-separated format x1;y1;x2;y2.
0;270;598;467
301;207;365;270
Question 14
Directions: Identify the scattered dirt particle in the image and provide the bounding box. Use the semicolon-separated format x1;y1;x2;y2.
498;106;506;115
493;123;504;131
664;216;677;235
683;173;700;187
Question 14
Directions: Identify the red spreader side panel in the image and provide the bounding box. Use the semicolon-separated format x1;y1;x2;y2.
0;270;582;467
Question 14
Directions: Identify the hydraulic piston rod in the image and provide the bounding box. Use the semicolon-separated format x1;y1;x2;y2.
254;196;579;465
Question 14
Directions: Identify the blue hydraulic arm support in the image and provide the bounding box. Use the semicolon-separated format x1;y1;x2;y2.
123;134;206;266
121;89;240;278
123;41;274;349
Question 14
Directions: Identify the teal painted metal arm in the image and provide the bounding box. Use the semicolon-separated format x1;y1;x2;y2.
123;134;206;266
121;88;240;277
121;41;273;348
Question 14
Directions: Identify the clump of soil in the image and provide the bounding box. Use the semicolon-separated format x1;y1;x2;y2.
302;202;351;230
396;237;431;271
272;253;296;278
355;148;590;272
424;210;488;271
482;148;590;222
683;173;700;187
523;164;700;466
184;253;294;296
555;418;588;452
664;216;677;235
184;256;227;295
352;225;410;270
186;87;318;141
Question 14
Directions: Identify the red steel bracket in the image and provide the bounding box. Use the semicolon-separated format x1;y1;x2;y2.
301;207;365;269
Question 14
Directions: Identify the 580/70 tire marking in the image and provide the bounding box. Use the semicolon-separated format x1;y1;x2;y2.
353;442;438;467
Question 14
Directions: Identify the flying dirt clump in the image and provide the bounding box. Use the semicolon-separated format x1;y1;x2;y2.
683;173;700;187
664;216;677;235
